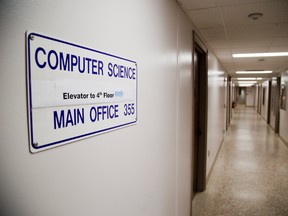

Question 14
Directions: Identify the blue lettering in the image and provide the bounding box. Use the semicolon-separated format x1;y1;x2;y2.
35;47;46;69
76;108;84;124
89;105;119;122
107;63;136;80
90;107;97;122
59;52;70;71
47;50;58;70
96;106;102;120
71;55;77;71
132;68;136;79
100;106;107;120
119;65;124;78
54;110;64;129
108;62;113;77
34;47;110;77
78;56;85;73
66;109;74;127
53;108;84;129
98;60;104;75
86;58;91;74
113;64;118;77
112;105;119;118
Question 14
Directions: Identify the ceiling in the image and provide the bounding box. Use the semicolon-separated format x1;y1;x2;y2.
177;0;288;79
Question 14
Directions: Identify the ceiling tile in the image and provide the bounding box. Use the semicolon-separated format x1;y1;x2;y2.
231;47;268;53
213;48;233;61
230;38;273;49
199;28;226;41
276;65;288;73
234;60;283;68
221;63;235;71
221;1;288;27
178;0;217;10
233;58;288;70
208;40;230;49
188;7;223;28
226;24;280;39
221;62;235;67
277;23;288;37
234;65;278;71
271;37;288;46
177;0;288;76
268;46;288;52
219;0;276;7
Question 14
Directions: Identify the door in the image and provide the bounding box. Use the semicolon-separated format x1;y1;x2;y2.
274;77;281;133
192;32;208;199
226;76;231;130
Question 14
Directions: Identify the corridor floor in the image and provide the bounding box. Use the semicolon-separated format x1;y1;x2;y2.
192;107;288;216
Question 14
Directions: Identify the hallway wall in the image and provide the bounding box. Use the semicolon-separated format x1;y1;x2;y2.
280;71;288;145
206;53;226;176
176;8;194;216
0;1;226;215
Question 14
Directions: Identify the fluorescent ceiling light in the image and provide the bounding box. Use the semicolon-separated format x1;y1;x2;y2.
237;77;263;80
233;52;288;58
238;84;253;87
237;81;256;84
237;78;256;80
236;71;272;74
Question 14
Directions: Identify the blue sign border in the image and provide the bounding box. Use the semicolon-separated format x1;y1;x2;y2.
26;32;138;151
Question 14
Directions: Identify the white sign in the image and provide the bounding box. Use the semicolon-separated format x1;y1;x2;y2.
26;31;138;153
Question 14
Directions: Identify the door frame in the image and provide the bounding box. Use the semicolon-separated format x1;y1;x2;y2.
226;76;231;130
275;77;281;133
192;31;208;199
267;80;272;124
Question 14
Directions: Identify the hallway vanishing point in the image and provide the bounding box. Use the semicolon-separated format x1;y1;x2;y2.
192;107;288;216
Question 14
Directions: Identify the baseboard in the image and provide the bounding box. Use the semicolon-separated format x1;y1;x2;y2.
279;135;288;148
206;134;225;184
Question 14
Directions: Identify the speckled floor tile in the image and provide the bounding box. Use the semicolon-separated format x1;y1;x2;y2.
192;108;288;216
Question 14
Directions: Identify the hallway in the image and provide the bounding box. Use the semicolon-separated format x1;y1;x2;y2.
192;107;288;216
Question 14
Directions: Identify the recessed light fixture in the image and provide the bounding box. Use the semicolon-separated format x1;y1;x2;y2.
237;78;256;80
248;13;263;20
236;71;272;74
237;81;257;84
233;52;288;58
237;77;263;80
238;84;254;87
237;80;257;83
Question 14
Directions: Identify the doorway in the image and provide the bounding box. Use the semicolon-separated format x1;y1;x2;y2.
237;87;246;105
192;32;208;199
226;76;231;130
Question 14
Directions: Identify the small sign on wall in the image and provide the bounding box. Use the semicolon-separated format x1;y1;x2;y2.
26;31;138;153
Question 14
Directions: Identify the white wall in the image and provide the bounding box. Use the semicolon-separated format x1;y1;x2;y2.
280;71;288;144
0;1;227;215
206;52;226;176
176;9;195;216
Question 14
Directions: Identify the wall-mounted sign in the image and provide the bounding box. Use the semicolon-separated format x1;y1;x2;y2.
26;31;138;153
